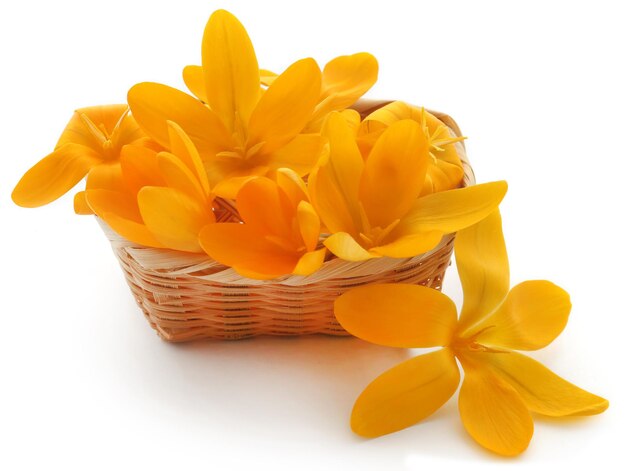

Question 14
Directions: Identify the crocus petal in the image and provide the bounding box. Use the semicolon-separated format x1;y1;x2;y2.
421;157;465;196
167;121;211;195
297;201;321;252
260;69;278;87
351;349;460;438
362;100;414;126
12;143;101;207
369;231;445;259
275;168;309;206
293;248;326;276
306;53;378;131
247;58;321;154
335;284;457;348
468;280;571;351
182;65;207;102
212;173;265;199
127;82;233;156
157;152;209;205
323;232;376;261
236;177;292;237
309;112;364;234
267;134;325;176
198;223;298;278
340;109;362;134
86;188;163;247
459;360;534;456
56;104;130;152
202;9;260;131
85;161;125;191
98;211;163;248
398;181;508;235
482;351;609;417
359;119;429;228
455;209;510;331
320;53;378;111
86;188;142;222
73;191;93;215
119;145;164;194
138;187;212;252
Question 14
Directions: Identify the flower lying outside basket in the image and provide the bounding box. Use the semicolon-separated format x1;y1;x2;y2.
12;8;607;457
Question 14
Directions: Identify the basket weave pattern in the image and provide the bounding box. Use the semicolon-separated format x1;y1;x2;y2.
101;107;474;342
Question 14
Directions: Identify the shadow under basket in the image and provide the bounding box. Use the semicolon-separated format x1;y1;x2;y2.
99;105;474;342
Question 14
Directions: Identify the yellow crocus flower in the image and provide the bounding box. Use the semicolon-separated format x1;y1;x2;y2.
359;101;466;195
128;10;326;199
184;52;378;133
86;122;215;252
12;105;148;208
334;210;608;456
199;170;326;279
309;112;507;261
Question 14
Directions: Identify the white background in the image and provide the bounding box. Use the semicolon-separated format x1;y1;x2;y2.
1;1;624;469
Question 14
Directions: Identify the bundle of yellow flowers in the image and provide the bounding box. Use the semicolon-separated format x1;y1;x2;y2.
11;9;607;456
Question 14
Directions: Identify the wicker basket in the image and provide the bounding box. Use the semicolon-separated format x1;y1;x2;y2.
100;103;474;342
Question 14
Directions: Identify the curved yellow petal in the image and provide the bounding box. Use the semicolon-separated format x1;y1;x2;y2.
12;143;101;207
85;161;125;191
359;119;429;228
468;280;571;351
297;201;321;252
86;187;164;250
212;173;267;199
198;223;298;278
182;65;207;102
421;157;465;196
399;181;508;235
119;145;164;194
236;177;292;237
369;231;444;259
98;211;163;248
363;100;415;126
483;351;608;417
351;349;460;438
260;69;278;87
306;52;378;131
127;82;233;156
202;9;259;131
73;191;93;215
157;152;209;205
339;109;362;134
247;58;321;154
309;112;363;234
293;248;326;276
459;360;534;456
335;283;458;348
275;168;309;206
86;188;141;222
320;53;378;109
323;232;375;262
267;134;325;176
166;121;211;195
455;209;510;330
138;187;212;252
